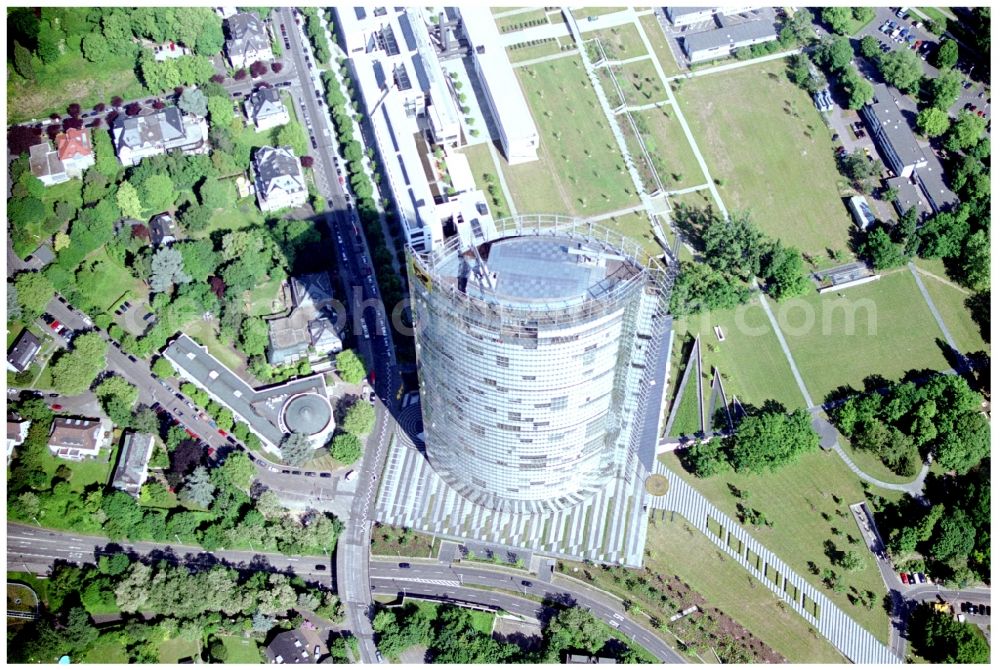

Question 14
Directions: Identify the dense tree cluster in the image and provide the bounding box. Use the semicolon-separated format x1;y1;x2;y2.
8;558;339;663
833;373;987;476
684;406;818;477
669;208;810;316
302;8;331;66
909;604;989;663
373;602;651;664
809;36;873;110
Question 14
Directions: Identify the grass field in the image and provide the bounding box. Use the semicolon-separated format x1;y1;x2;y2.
75;249;142;312
219;635;262;663
501;56;640;216
39;442;115;494
638;13;683;77
658;448;898;643
8;51;145;123
673;300;807;412
247;275;284;317
634;105;706;191
667;365;703;436
371;524;440;559
157;637;200;664
573;7;631;20
598;210;663;258
916;270;989;356
461;142;513;218
645;515;846;663
590;24;649;61
669;187;715;213
775;271;951;404
202;197;266;239
408;598;495;635
184;319;249;375
676;58;855;263
609;58;665;106
82;639;131;663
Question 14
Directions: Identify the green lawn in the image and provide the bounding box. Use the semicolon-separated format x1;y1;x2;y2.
673;301;807;413
915;7;949;33
8;50;145;123
916;270;989;356
200;197;266;239
40;441;115;494
408;598;495;635
589;24;650;61
610;58;666;106
573;7;631;20
676;58;855;264
634;105;706;191
667;365;703;436
598;210;663;259
81;639;131;663
645;514;846;663
158;637;201;663
460;142;513;219
501;56;640;217
75;248;143;312
668;188;715;213
638;13;683;77
247;274;284;317
184;319;249;374
658;447;898;644
776;271;952;404
219;635;262;663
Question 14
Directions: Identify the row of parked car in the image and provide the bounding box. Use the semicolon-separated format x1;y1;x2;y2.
960;602;991;617
899;571;928;585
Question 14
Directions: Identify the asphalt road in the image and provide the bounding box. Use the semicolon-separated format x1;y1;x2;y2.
369;560;684;663
6;522;333;585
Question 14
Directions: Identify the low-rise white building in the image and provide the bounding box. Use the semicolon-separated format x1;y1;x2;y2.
460;5;540;164
666;6;761;27
111;432;155;497
253;145;308;212
682;18;777;63
7;419;31;465
244;87;289;132
28;128;95;186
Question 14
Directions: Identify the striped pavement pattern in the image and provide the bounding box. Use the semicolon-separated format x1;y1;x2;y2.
649;462;902;664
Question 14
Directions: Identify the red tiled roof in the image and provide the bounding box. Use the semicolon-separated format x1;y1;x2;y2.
56;128;92;160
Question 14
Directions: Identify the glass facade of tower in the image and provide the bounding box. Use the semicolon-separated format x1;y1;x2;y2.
408;216;670;514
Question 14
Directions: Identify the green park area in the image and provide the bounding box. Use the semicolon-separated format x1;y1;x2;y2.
217;635;262;663
494;8;550;31
913;259;989;356
507;38;569;63
669;300;807;421
675;58;855;264
644;515;846;663
156;637;201;664
501;56;640;217
371;523;441;558
598;210;663;259
658;448;898;643
633;105;706;191
590;24;649;60
638;13;683;77
669;188;714;213
608;58;665;107
776;271;951;404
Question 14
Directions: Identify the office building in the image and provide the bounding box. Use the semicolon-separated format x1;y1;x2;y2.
861;83;928;179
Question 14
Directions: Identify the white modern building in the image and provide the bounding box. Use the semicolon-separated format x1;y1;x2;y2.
48;418;111;461
111;432;155;497
253;145;308;212
7;419;31;465
666;6;761;27
334;6;495;253
459;5;540;164
861;83;928;179
682;18;777;62
244;87;290;132
848;195;877;230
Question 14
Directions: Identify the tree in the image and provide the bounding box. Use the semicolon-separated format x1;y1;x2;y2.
330;433;362;465
199;177;233;210
280;432;314;467
92;130;121;180
762;245;810;300
860;227;906;269
927;68;963;111
178;87;208;118
116;181;144;220
916;107;951;138
944;111;988;153
852;7;875;24
195;20;225;57
729;408;818;474
842;70;874;110
336;349;367;384
177;240;220;282
238;317;269;356
686;437;729;477
919;208;970;259
96;375;140;426
179;203;214;232
14;271;55;320
859;35;880;59
217;452;255;491
933;39;958;70
958;230;990;292
9;195;46;233
82;32;110;62
815;36;854;73
115;563;153;612
935;412;989;474
180;466;216;508
821;7;852;35
141;174;177;213
275;119;308;157
543;607;606;661
878;48;924;94
910;605;990;663
50;332;108;395
206;95;235;127
342;400;375;436
836;550;864;572
149;247;192;293
13;41;35;80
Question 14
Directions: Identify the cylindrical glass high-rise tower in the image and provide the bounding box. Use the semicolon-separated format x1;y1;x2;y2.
408;216;669;514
